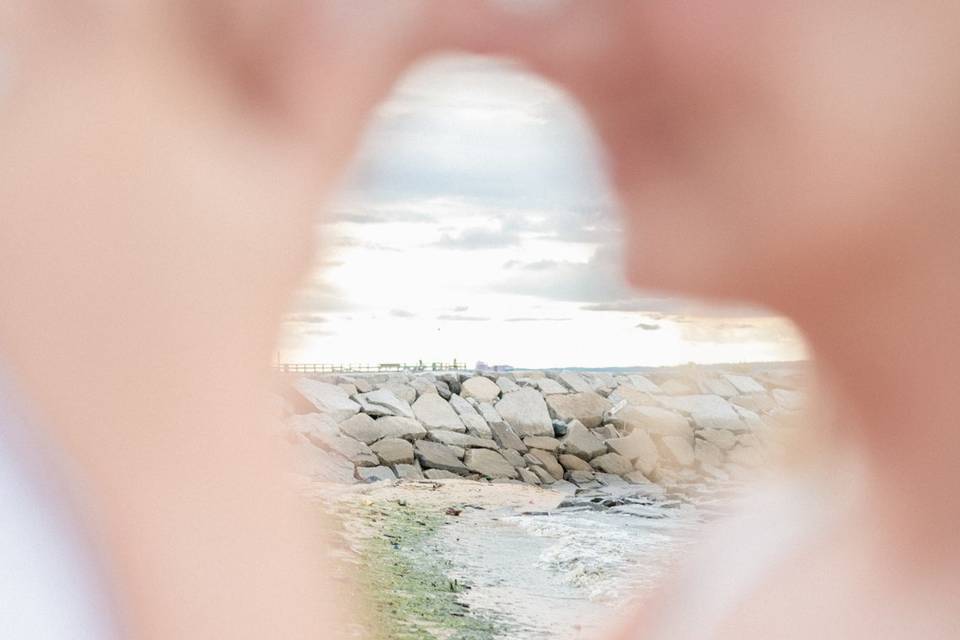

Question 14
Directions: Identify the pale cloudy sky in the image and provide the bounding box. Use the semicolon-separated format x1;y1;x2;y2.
278;55;806;368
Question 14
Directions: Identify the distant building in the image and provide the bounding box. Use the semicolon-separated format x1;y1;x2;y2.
475;361;514;372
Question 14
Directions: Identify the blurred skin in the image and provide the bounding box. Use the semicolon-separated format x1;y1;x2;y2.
2;1;960;639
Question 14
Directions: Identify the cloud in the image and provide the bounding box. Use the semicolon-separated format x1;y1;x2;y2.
506;317;572;322
434;226;521;250
636;322;661;331
436;314;490;322
390;309;416;318
452;306;469;312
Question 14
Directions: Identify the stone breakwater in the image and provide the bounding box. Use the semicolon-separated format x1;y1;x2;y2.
274;365;806;490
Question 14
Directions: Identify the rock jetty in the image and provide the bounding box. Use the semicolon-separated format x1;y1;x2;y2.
276;364;806;490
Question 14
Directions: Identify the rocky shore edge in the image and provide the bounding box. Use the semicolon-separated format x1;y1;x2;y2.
272;363;806;491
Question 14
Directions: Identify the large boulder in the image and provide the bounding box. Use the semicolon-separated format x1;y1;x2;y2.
395;464;424;480
460;413;492;438
464;449;519;480
370;438;415;466
414;440;470;475
523;436;560;452
448;394;479;417
545;392;612;429
323;436;378;467
607;430;659;476
658;378;699;395
732;393;778;414
698;377;738;398
477;402;503;425
412;394;465;432
558;453;593;472
626;375;661;393
496;388;554;437
291;378;360;422
496;377;519;393
287;413;339;445
461;376;501;403
559;420;607;460
354;388;415;419
590;453;633;476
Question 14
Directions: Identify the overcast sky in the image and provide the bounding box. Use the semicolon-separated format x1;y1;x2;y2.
278;55;806;368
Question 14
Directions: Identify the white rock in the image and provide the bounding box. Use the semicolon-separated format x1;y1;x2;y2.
723;374;766;394
608;406;692;438
697;428;737;451
460;413;492;438
496;377;519;393
412;394;465;432
607;386;658;406
772;388;805;411
556;372;593;393
627;375;662;393
461;376;502;403
495;388;554;437
607;430;659;476
657;436;696;467
694;438;723;467
448;393;480;417
292;378;361;423
354;388;415;419
699;377;738;398
535;378;569;395
545;392;613;429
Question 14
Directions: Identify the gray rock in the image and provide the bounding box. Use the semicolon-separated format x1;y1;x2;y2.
522;436;560;452
489;422;528;453
340;414;426;444
590;453;633;476
534;378;569;395
370;438;415;466
657;436;696;467
436;380;452;400
414;440;469;475
448;445;466;460
559;420;607;460
378;382;418;405
607;430;659;476
354;388;415;419
478;402;503;425
545;392;612;429
410;378;439;398
436;373;461;395
592;424;619;441
552;420;569;438
448;393;479;417
460;413;493;439
496;377;520;393
658;394;743;431
734;405;765;430
461;376;501;403
556;372;593;393
565;470;597;485
501;449;525;468
530;466;556;485
424;469;461;480
596;473;629;487
518;467;541;485
292;378;361;422
337;382;358;397
352;377;373;394
558;453;593;472
607;385;659;407
357;466;396;483
394;463;423;480
326;437;379;467
549;480;578;496
427;430;498;450
526;449;564;480
698;428;738;451
412;394;465;432
464;449;519;479
496;388;554;437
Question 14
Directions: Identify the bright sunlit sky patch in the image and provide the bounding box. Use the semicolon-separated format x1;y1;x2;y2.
279;55;806;368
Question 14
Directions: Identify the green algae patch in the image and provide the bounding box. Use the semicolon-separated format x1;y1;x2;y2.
356;501;500;640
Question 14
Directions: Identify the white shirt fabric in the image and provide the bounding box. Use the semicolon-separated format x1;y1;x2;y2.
0;376;119;639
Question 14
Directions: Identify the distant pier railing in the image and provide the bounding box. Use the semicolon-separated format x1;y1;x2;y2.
274;361;468;374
